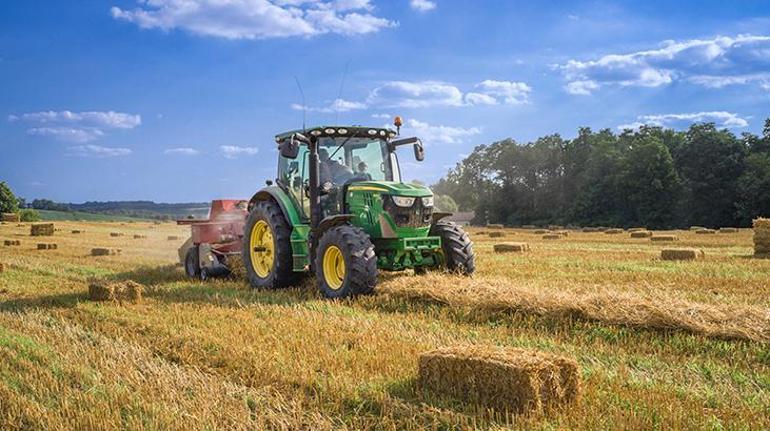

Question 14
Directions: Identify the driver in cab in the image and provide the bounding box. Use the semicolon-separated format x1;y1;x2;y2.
319;148;352;185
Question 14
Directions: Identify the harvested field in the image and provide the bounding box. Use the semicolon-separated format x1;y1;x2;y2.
661;248;705;261
1;221;769;429
418;345;580;413
494;242;530;253
651;235;678;242
30;223;54;236
630;230;653;238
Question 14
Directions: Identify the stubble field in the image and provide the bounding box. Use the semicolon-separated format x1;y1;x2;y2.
0;220;769;430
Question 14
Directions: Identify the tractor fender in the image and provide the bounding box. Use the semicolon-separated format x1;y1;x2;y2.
248;186;303;227
431;212;453;224
317;214;354;236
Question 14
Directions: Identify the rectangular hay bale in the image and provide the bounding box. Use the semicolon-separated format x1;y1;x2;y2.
494;242;530;253
754;218;770;257
487;224;504;229
418;346;580;414
719;227;738;233
91;248;121;256
630;230;653;238
1;213;20;223
651;235;678;242
37;243;57;250
661;248;705;261
533;229;550;235
88;280;143;303
542;234;561;240
30;223;54;236
133;234;146;239
488;231;505;238
604;228;623;234
4;240;21;246
110;232;123;237
167;235;180;241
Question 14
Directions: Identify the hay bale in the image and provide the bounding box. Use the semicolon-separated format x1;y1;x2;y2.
91;248;121;256
1;213;20;223
604;228;623;234
4;240;21;246
37;243;57;250
661;248;705;261
418;345;580;414
110;232;124;237
167;235;180;241
533;229;550;235
30;223;54;236
88;280;143;303
548;225;564;231
487;224;504;229
494;242;530;253
0;262;3;273
555;230;569;237
581;227;602;233
695;228;717;235
71;230;83;234
754;218;770;257
133;234;146;239
651;235;678;242
719;227;739;233
488;231;505;238
542;234;561;240
630;231;653;238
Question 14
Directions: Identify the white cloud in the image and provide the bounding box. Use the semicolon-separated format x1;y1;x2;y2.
463;92;498;106
410;0;436;12
558;34;770;94
111;0;396;40
617;111;749;130
221;145;259;159
367;81;465;108
468;80;531;105
27;127;104;143
291;98;368;113
564;80;599;95
66;145;132;157
371;113;391;119
10;110;141;142
164;147;200;155
398;119;481;145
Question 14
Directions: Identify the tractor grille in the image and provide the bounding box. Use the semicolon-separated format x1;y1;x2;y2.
362;192;376;225
383;195;433;228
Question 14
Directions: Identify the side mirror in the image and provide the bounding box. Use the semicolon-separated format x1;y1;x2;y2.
413;141;425;161
280;138;300;159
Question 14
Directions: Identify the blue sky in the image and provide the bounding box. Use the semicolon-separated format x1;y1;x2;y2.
1;0;769;203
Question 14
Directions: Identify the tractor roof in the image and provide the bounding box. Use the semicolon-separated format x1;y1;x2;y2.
274;126;398;143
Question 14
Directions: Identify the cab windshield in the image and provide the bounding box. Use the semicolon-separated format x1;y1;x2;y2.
317;137;397;185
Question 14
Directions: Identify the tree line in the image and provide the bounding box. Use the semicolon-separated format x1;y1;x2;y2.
432;120;770;229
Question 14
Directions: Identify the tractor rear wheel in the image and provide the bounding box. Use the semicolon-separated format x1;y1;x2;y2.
242;200;296;289
184;246;200;279
315;225;377;298
429;220;475;275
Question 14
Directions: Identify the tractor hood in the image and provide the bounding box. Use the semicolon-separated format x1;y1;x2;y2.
346;181;432;198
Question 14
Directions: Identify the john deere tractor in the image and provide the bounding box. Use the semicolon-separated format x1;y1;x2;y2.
242;119;475;298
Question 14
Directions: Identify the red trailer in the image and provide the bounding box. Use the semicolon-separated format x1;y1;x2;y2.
177;199;248;279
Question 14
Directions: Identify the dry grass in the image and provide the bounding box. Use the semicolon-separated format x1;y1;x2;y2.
1;220;769;429
418;345;580;413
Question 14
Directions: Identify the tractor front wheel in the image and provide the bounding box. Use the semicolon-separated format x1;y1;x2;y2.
315;225;377;298
429;220;475;275
242;200;296;289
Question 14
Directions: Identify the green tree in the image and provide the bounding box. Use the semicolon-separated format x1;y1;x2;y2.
737;124;770;222
19;208;41;222
0;181;19;214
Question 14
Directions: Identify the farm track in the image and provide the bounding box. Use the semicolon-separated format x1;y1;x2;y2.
1;221;769;429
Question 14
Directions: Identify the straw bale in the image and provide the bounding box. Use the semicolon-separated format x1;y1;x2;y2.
110;232;123;237
719;227;738;233
133;234;147;239
91;248;121;256
604;228;623;234
88;279;143;303
533;229;550;235
488;232;505;238
661;248;705;261
581;227;602;233
754;218;770;257
418;345;580;414
696;228;717;235
1;213;20;223
71;230;83;234
37;243;57;250
4;240;21;246
548;225;564;231
630;231;653;238
494;242;530;253
167;235;180;241
0;262;3;272
556;230;569;237
651;235;678;242
487;224;504;229
542;234;561;240
30;223;54;236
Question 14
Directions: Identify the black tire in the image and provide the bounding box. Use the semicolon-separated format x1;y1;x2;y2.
430;220;475;275
242;200;296;289
184;246;201;279
315;225;377;298
200;267;210;281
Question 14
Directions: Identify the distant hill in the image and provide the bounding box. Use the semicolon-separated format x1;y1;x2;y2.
30;200;211;220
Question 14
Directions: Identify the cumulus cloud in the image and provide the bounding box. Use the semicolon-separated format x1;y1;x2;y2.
367;79;531;108
410;0;436;12
221;145;259;159
617;111;749;130
291;98;367;113
9;110;141;142
558;34;770;94
164;147;200;155
66;145;132;157
111;0;396;40
397;119;481;145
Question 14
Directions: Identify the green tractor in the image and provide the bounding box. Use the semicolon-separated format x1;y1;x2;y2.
242;119;475;298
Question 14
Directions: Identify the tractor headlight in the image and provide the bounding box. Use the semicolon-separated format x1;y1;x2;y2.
391;196;415;207
421;196;434;207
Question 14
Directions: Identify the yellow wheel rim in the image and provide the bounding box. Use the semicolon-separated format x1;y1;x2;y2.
249;220;274;278
322;245;346;290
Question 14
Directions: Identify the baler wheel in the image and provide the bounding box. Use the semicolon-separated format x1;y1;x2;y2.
184;246;201;279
